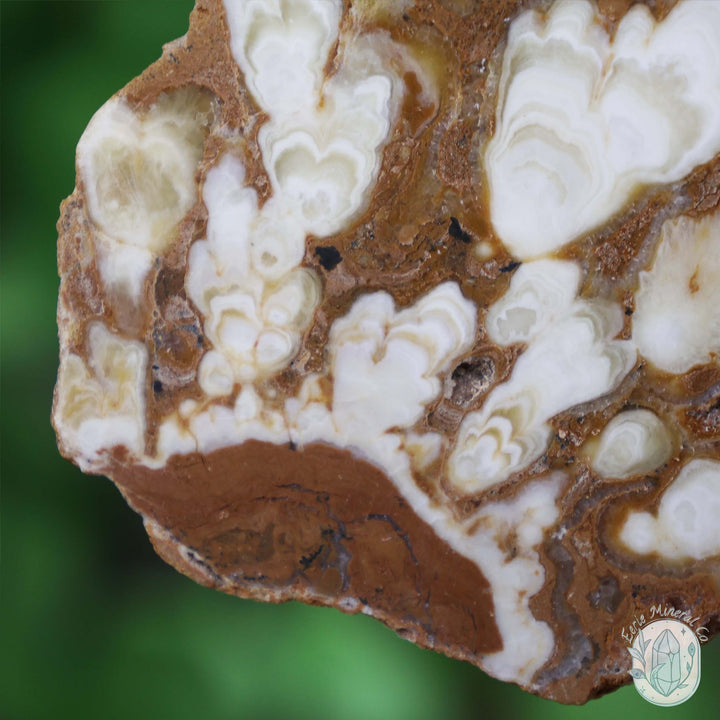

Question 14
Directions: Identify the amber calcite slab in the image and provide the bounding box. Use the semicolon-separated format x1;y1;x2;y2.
54;0;720;704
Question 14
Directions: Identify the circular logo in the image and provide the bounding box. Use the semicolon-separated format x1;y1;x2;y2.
628;619;701;706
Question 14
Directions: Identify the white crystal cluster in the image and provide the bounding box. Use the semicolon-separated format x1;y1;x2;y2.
186;155;321;393
77;90;209;301
620;459;720;560
633;210;720;374
486;0;720;259
185;0;428;395
287;282;476;448
478;0;720;576
155;282;477;466
55;323;147;471
154;386;289;461
449;260;636;493
223;0;425;236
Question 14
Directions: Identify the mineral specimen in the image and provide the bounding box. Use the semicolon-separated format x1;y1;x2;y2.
53;0;720;703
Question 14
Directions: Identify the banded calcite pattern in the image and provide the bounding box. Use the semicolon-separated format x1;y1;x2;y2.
54;0;720;703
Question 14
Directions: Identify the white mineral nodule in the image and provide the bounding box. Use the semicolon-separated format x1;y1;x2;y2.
586;409;674;480
53;0;720;705
620;459;720;560
77;90;212;302
633;210;720;374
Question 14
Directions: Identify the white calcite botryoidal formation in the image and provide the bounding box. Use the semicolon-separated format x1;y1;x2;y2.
53;0;720;704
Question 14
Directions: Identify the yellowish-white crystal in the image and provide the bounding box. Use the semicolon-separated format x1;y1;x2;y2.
633;210;720;373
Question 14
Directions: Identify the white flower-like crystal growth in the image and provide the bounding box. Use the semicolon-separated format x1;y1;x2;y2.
449;260;637;493
223;0;426;235
187;0;434;396
287;282;477;447
186;155;321;393
225;0;342;115
633;210;720;374
486;0;720;259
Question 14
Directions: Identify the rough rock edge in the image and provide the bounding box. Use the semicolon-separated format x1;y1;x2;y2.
53;0;720;704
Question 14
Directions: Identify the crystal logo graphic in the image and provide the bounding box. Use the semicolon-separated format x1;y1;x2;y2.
626;618;702;706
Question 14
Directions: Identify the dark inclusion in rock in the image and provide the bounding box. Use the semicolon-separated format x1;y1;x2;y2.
314;245;343;271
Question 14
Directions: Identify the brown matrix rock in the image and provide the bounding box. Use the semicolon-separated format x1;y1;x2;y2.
53;0;720;703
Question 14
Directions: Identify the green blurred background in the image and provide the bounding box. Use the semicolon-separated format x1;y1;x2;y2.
1;2;718;718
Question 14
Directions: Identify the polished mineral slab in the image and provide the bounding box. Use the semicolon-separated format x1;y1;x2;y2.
54;0;720;703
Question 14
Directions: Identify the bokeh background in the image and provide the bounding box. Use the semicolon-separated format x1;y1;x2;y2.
1;2;719;719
